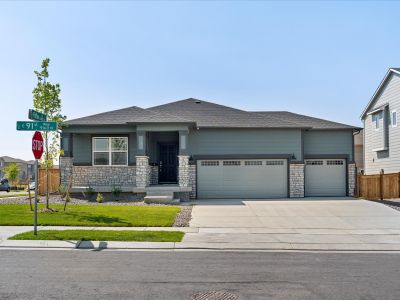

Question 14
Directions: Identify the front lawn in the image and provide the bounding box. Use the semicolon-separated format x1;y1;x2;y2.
0;204;180;227
9;230;184;242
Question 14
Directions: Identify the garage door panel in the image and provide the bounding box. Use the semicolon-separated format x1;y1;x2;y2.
197;159;288;199
305;159;346;197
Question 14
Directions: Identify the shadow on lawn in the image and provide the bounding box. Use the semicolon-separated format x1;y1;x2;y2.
64;212;132;226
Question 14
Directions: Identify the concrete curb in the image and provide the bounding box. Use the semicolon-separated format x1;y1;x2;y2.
2;240;400;251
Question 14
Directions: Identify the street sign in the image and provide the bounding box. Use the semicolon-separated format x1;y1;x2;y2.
32;131;44;160
28;109;47;121
16;121;57;131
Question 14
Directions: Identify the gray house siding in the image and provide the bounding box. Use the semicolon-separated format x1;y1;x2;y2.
72;134;92;165
70;132;137;165
187;128;302;160
303;130;354;161
364;72;400;174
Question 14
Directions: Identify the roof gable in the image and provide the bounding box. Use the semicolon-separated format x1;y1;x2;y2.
360;68;400;119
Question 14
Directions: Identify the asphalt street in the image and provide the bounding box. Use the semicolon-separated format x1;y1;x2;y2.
1;250;400;299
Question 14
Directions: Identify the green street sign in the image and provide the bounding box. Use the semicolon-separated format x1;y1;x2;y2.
16;121;57;131
28;109;47;121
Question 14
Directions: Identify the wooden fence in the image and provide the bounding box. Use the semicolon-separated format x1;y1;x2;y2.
357;172;400;200
38;168;60;195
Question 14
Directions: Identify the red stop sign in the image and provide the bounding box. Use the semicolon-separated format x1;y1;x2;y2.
32;131;44;160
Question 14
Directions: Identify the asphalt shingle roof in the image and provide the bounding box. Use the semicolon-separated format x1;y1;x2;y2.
67;106;192;125
252;111;357;130
66;98;358;130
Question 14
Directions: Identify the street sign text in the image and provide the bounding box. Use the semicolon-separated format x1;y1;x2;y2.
28;109;47;121
17;121;57;131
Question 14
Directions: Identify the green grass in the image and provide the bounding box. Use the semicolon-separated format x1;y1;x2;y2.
0;193;29;199
0;204;180;227
9;230;184;242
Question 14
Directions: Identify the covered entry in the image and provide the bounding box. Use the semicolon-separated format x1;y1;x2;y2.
197;159;288;199
305;159;346;197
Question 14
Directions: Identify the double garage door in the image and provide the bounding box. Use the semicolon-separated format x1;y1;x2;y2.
197;158;347;199
197;159;288;199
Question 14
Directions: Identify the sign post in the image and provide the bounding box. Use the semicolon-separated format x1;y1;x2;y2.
32;131;44;235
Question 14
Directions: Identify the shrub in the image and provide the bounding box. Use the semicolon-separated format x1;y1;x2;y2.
84;185;95;199
96;193;104;203
111;185;122;200
58;184;67;199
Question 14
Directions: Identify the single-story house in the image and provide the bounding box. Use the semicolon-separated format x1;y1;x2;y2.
60;98;360;201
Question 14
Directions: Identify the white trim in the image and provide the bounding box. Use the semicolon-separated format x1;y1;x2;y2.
92;137;128;166
361;68;400;119
372;147;388;152
391;110;397;127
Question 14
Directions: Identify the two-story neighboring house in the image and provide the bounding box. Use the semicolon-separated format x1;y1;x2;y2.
0;156;35;182
361;68;400;175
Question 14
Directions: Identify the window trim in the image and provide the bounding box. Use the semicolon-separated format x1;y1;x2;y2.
391;110;397;128
92;137;128;166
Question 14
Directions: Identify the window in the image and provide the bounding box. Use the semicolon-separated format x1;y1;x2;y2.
244;160;262;166
93;137;128;166
266;160;284;166
201;161;219;166
306;160;323;165
223;160;241;166
372;111;382;130
392;110;397;127
327;160;344;165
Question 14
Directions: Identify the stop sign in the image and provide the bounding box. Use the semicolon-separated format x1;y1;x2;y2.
32;131;44;159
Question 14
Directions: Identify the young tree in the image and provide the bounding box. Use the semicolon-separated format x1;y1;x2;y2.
4;163;20;190
32;58;66;209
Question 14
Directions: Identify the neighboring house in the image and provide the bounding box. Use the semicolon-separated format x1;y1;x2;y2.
60;98;359;200
0;156;35;182
361;68;400;175
354;129;364;172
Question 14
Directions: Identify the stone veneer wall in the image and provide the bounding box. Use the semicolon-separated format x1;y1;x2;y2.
178;155;190;187
289;163;305;198
60;156;73;185
189;164;197;199
73;166;136;186
150;165;159;185
136;156;150;188
348;163;356;197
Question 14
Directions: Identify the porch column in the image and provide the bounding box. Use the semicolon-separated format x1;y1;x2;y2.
178;155;190;187
135;131;149;188
136;156;150;188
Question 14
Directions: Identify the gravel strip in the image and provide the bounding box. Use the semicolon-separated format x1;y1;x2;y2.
369;199;400;212
173;206;193;227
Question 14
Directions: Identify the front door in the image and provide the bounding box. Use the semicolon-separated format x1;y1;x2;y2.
158;144;178;183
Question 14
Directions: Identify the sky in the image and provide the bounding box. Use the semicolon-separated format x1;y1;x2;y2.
0;1;399;161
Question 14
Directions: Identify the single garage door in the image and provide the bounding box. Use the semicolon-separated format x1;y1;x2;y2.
197;159;288;199
305;159;346;197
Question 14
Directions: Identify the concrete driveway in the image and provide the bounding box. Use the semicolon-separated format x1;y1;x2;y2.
182;198;400;250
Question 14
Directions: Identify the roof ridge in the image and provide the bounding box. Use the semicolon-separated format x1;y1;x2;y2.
148;98;248;112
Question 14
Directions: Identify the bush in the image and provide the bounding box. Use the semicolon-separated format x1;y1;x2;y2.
96;193;104;203
58;184;67;199
84;185;95;200
111;185;122;200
